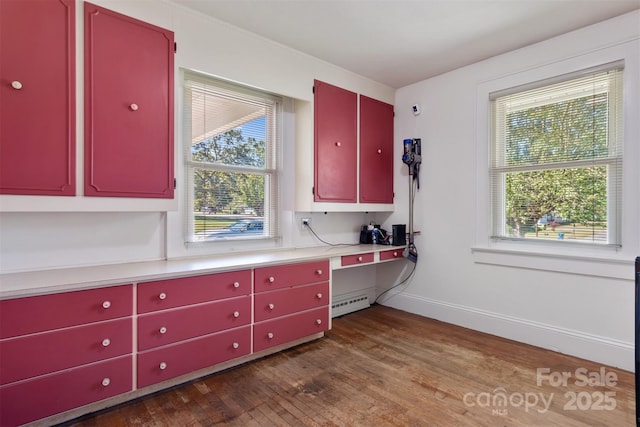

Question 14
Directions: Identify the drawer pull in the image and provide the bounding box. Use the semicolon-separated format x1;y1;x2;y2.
335;141;341;147
268;303;275;311
159;326;167;334
233;281;240;288
159;292;167;300
159;362;167;370
393;251;398;257
232;342;240;349
268;276;275;283
316;319;323;325
377;148;382;154
357;256;363;262
316;269;323;276
267;332;274;339
102;300;111;309
11;81;23;90
129;103;139;111
102;338;111;347
102;378;111;387
316;293;323;299
233;311;240;318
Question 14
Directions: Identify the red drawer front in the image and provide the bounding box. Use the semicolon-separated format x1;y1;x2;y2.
138;296;251;351
0;285;133;339
137;270;251;313
255;282;329;322
254;307;329;352
380;248;403;261
0;317;131;386
254;260;329;293
341;253;374;266
0;355;132;427
138;325;251;388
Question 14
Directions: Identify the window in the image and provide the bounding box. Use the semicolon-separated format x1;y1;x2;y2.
183;71;281;243
490;63;623;245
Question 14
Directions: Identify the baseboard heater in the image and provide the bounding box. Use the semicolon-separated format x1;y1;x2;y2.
332;292;370;317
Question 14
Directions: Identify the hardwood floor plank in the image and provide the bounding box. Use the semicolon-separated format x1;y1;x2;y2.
59;305;635;426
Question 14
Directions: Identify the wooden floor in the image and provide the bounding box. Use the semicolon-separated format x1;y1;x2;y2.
60;305;635;427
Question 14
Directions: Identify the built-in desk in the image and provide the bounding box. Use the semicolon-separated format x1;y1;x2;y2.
0;244;405;426
0;244;405;299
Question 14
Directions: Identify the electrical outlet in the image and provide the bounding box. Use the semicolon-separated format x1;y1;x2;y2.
301;217;311;227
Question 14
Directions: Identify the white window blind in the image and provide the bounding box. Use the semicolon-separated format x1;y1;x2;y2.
490;62;623;245
183;70;282;243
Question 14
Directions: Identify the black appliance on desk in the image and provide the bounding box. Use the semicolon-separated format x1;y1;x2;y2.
358;224;405;246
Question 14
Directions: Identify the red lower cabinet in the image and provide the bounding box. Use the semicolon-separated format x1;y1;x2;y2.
0;260;332;424
255;282;329;322
380;248;403;261
138;296;251;351
254;307;329;352
137;325;251;388
253;261;331;352
0;355;132;427
0;318;132;385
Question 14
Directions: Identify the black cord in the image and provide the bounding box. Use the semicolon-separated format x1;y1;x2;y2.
373;260;417;304
305;223;361;247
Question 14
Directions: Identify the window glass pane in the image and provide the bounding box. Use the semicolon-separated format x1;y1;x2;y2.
504;93;608;167
191;98;268;168
504;167;607;242
192;168;265;240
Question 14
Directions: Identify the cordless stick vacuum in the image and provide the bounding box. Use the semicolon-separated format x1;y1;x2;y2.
402;138;421;263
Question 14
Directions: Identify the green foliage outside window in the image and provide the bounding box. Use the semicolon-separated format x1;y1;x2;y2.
502;93;610;241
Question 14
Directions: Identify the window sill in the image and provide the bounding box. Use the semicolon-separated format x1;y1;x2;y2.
471;246;634;280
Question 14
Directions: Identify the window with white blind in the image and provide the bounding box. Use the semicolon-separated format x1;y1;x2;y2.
183;71;281;243
490;62;623;246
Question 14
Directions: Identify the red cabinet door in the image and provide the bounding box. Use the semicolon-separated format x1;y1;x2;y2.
360;95;394;203
341;252;374;267
255;282;329;322
138;296;251;351
254;260;329;293
380;248;403;261
254;307;329;352
0;355;132;427
0;285;133;339
0;0;75;196
137;325;251;388
313;80;357;202
84;2;174;198
0;318;132;385
137;270;251;314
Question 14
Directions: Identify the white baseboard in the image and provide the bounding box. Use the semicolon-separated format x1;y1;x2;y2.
379;292;634;372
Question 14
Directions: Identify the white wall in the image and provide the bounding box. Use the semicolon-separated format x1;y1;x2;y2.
381;11;640;371
0;0;393;273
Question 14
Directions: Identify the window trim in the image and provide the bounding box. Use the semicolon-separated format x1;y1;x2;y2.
488;62;623;247
473;39;639;272
182;69;283;247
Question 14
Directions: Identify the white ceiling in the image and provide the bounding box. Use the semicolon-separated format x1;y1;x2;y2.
173;0;640;88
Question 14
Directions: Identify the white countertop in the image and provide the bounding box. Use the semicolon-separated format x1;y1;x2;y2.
0;245;405;299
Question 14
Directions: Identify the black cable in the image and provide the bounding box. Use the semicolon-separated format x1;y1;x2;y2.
304;223;361;247
373;260;417;304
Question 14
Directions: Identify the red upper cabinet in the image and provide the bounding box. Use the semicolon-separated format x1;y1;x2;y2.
0;0;75;196
359;95;394;203
313;80;357;202
84;2;174;198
